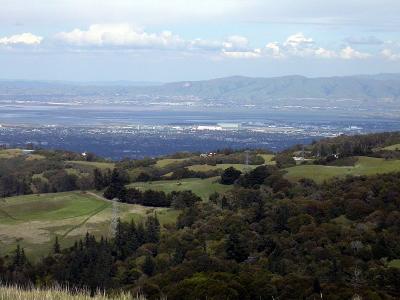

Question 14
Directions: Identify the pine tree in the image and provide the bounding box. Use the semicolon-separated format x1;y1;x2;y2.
103;169;126;200
54;236;61;254
142;255;155;276
13;244;27;268
126;220;139;253
136;222;146;245
93;168;104;190
225;233;249;263
115;218;125;258
145;214;160;243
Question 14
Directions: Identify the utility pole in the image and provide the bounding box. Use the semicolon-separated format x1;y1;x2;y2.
244;150;251;173
109;198;119;237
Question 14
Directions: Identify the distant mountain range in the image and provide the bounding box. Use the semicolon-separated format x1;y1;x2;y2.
1;74;400;118
150;74;400;101
2;73;400;100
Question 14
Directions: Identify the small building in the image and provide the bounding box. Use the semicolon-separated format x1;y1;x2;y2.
22;149;35;155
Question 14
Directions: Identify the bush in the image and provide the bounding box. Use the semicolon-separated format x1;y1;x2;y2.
220;167;242;185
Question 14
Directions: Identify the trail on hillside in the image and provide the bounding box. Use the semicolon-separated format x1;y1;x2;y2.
61;192;112;238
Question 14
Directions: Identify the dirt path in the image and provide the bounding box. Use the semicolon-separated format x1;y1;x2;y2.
86;191;111;201
61;192;112;238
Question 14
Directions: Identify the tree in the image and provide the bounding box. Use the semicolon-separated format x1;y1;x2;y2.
12;244;27;268
170;190;201;209
122;188;142;204
93;168;104;190
54;236;61;254
145;215;160;243
239;165;275;187
103;169;126;200
142;255;155;276
275;154;296;169
225;232;249;263
220;167;242;185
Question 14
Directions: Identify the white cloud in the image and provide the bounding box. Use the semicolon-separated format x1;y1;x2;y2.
222;35;250;51
263;33;372;60
222;49;261;59
55;25;264;59
0;33;42;46
314;47;337;58
189;38;222;51
265;42;284;58
381;49;400;61
284;32;314;48
339;46;370;59
0;26;377;62
345;36;383;45
55;24;185;49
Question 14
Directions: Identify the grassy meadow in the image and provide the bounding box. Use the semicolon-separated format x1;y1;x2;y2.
0;286;144;300
66;161;115;170
0;192;178;258
155;157;192;168
187;163;254;172
128;177;231;200
382;143;400;151
284;156;400;183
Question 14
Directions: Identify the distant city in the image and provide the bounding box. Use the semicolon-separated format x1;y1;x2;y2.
1;118;399;159
1;77;400;159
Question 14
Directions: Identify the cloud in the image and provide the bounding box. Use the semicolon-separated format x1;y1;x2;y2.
222;49;262;59
55;25;263;59
189;38;222;51
284;32;314;48
262;33;373;60
55;24;185;49
0;26;377;62
314;47;337;58
265;42;284;58
345;35;383;45
339;46;371;59
381;48;400;61
281;33;320;57
0;32;42;46
222;35;250;51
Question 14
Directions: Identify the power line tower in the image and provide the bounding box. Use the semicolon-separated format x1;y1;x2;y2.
244;150;251;173
109;198;119;237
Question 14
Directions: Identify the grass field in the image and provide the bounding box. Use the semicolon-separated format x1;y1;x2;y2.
67;161;115;169
155;157;191;168
0;192;178;258
0;149;23;159
128;177;231;200
259;154;276;165
382;144;400;151
284;156;400;183
0;286;144;300
388;259;400;269
187;163;252;172
186;154;275;173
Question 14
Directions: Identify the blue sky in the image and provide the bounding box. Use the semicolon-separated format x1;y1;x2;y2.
1;0;400;81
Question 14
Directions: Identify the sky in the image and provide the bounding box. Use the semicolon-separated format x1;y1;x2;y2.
1;0;400;82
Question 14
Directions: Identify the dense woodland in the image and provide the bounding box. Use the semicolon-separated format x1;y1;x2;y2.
1;133;400;299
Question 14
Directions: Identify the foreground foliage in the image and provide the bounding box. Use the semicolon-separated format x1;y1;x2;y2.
0;286;143;300
2;169;400;299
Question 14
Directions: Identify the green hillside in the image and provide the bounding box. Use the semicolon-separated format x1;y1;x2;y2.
285;156;400;183
128;177;231;200
0;191;178;257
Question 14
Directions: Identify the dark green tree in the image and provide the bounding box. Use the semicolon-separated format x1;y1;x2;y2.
145;214;160;243
225;232;249;263
220;167;242;185
142;255;155;276
54;236;61;254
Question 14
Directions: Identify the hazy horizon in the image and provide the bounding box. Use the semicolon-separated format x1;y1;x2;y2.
2;72;400;85
1;0;400;81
